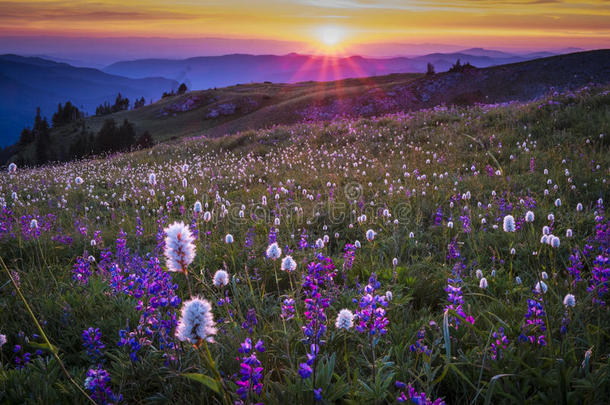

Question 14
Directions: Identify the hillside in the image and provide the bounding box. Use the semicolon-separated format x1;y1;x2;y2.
0;84;608;404
0;54;179;145
45;50;610;148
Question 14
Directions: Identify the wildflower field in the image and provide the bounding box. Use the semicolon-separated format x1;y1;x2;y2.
0;86;608;404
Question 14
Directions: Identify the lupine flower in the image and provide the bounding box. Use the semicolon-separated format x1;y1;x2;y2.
354;273;389;336
266;242;282;259
519;298;546;346
281;298;295;320
82;327;105;361
84;365;122;405
235;337;265;401
213;269;229;287
410;328;431;356
503;215;516;232
490;327;509;360
335;309;354;329
281;255;297;272
163;221;196;273
175;297;217;344
396;381;445;404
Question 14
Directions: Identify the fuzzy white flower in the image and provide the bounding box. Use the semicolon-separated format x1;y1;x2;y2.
148;173;156;185
175;297;217;344
392;258;398;267
554;198;561;207
475;269;483;279
7;163;17;174
354;240;361;248
0;333;6;347
550;236;560;248
542;226;550;235
213;270;229;287
281;255;297;272
335;309;354;330
479;277;488;289
315;238;325;249
75;176;83;185
194;201;202;213
266;242;282;260
366;229;376;241
225;233;233;244
541;271;548;280
447;221;454;229
163;221;196;273
30;219;38;229
576;203;583;212
203;211;212;222
534;281;548;294
515;276;522;285
563;294;576;307
502;215;516;232
525;211;535;223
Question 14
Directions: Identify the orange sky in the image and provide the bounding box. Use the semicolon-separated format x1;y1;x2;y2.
1;0;608;52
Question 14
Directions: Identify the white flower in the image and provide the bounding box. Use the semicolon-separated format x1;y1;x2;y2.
225;234;234;244
335;309;354;330
392;258;398;267
354;240;361;248
525;211;535;222
515;276;522;285
503;215;515;232
409;232;415;239
194;201;202;213
475;269;483;279
385;291;393;301
75;176;83;185
542;226;550;235
163;221;196;273
547;213;554;222
563;294;576;307
447;221;454;228
175;297;217;344
203;211;212;222
541;271;548;280
555;198;561;207
550;236;560;248
366;229;376;241
511;248;516;255
479;277;488;289
213;270;229;287
266;242;282;260
149;173;156;185
30;219;38;229
566;229;573;238
576;203;583;212
315;238;325;249
534;281;548;294
0;333;6;347
7;163;17;174
281;255;297;272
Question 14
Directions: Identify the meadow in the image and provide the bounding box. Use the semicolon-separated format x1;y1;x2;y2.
0;85;608;404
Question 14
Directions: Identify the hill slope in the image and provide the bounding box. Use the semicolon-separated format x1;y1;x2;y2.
50;50;609;146
0;55;179;145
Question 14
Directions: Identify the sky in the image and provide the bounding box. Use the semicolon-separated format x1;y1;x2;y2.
0;0;608;61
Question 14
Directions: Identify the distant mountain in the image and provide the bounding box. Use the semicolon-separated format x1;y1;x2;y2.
0;55;178;145
103;50;550;90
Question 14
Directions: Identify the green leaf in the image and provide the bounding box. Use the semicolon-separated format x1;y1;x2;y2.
183;373;220;394
443;310;451;362
484;374;514;405
28;341;58;353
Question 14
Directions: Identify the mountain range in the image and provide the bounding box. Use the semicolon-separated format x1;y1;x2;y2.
0;54;178;146
102;48;575;90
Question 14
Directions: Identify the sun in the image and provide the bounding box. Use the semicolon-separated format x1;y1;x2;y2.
317;26;345;48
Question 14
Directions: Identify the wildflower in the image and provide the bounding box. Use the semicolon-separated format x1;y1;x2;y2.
235;337;265;401
447;221;454;229
75;176;84;185
266;242;282;259
541;271;548;280
7;162;17;174
396;382;445;404
354;273;389;336
563;294;576;307
82;327;105;361
281;255;297;272
519;298;546;346
551;236;560;248
0;333;6;347
475;269;483;279
555;198;562;207
213;269;229;287
525;211;535;222
511;248;516;255
566;229;573;238
225;233;234;244
503;215;516;232
30;219;38;229
490;327;509;360
354;240;361;248
542;226;550;235
516;276;522;285
479;277;488;289
576;203;583;212
148;173;156;185
84;365;122;405
335;309;354;330
175;297;217;344
193;201;202;213
534;281;548;294
366;229;376;241
163;221;196;273
281;298;295;320
315;238;325;249
203;211;212;222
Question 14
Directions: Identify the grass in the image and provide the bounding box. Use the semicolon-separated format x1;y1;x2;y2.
0;85;608;404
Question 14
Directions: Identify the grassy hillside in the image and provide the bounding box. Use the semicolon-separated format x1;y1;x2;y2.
0;85;608;403
45;50;610;152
